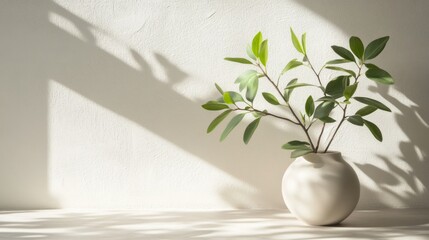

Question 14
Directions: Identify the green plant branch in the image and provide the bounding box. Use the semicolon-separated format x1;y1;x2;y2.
318;64;327;76
323;104;347;153
323;64;363;152
315;123;325;152
276;75;281;87
256;63;316;151
305;54;330;152
305;119;316;130
212;33;394;158
233;107;299;125
305;55;326;92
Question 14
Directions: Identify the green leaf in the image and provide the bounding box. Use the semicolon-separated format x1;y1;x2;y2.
235;70;258;91
318;116;336;123
246;76;259;102
331;45;355;62
240;76;256;92
220;113;246;141
281;59;303;76
290;28;303;54
302;33;307;54
363;119;383;141
252;32;263;58
291;148;313;158
285;83;318;90
216;97;225;103
302;55;308;62
344;83;358;100
316;96;336;102
325;76;350;98
224;57;253;64
300;112;306;125
283;78;298;102
243;117;261;144
314;101;335;119
354;97;391;112
235;70;257;84
287;78;298;85
223;92;234;104
326;59;352;65
239;80;248;92
305;96;315;117
215;83;224;94
259;40;268;66
282;140;310;150
223;91;244;104
349;36;364;59
364;36;389;60
252;109;267;118
356;105;377;116
202;101;230;111
365;63;379;69
262;92;280;105
347;115;364;126
246;44;256;60
365;68;394;85
326;66;356;78
207;109;232;133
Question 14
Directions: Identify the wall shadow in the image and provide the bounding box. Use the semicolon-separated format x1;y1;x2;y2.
2;0;427;210
0;1;306;209
0;1;58;209
296;0;429;208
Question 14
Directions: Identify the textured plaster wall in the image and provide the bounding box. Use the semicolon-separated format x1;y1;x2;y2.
0;0;428;210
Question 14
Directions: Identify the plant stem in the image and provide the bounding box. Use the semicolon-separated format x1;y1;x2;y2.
256;64;316;151
315;123;325;152
323;105;347;153
306;54;329;152
235;107;299;125
306;120;315;131
323;64;363;152
306;55;325;91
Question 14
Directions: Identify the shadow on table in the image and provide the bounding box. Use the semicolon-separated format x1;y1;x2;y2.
0;210;428;239
341;209;429;228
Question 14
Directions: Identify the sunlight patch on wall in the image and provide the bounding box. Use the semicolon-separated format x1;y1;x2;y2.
48;80;133;207
47;80;252;208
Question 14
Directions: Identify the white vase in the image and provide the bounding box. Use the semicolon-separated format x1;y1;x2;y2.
282;151;360;226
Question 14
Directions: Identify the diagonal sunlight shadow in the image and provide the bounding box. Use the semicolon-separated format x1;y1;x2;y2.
3;0;427;211
0;1;306;209
295;0;429;208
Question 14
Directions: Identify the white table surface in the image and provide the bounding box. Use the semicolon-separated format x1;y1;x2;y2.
0;209;428;240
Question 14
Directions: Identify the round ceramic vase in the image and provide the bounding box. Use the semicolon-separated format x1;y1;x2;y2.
282;151;360;226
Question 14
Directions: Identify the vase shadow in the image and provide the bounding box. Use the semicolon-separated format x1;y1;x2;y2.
339;209;429;228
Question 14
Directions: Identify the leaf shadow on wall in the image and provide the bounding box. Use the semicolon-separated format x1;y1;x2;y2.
296;0;429;209
0;1;307;209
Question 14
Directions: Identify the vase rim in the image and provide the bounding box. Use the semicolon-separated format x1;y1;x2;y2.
307;151;341;156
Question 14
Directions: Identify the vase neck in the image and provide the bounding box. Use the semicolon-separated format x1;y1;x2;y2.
300;152;343;163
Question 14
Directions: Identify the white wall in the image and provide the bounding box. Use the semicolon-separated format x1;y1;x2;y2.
0;0;428;210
